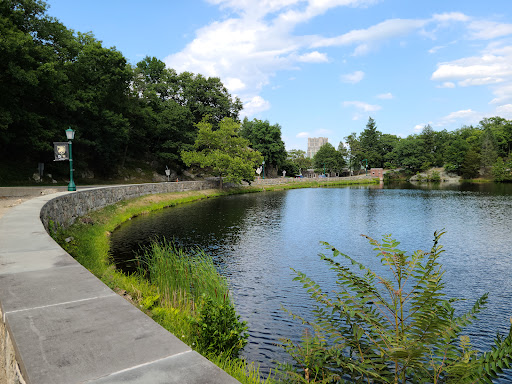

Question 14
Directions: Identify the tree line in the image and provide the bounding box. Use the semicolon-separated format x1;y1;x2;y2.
286;116;512;181
0;0;290;183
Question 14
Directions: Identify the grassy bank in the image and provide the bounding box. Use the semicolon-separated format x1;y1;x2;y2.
53;178;377;383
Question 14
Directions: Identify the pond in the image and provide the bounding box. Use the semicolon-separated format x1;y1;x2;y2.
110;182;512;381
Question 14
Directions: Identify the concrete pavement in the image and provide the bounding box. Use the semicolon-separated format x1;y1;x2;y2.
0;188;240;384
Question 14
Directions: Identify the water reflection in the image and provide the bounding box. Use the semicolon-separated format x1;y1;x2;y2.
110;183;512;381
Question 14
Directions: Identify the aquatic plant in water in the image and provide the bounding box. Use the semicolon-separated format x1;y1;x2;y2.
280;231;512;383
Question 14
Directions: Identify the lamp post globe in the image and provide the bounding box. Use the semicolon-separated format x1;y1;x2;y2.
262;160;265;179
66;127;76;191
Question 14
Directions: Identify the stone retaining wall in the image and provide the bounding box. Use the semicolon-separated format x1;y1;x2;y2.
40;180;219;230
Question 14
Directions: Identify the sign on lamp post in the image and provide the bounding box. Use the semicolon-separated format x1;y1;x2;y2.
65;128;76;191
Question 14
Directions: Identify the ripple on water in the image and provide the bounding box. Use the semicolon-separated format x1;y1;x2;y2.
110;184;512;381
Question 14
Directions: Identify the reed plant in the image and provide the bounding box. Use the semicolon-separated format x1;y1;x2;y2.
136;240;230;311
136;240;248;358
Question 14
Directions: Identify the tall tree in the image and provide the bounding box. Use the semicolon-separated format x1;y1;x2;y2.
241;118;287;174
0;0;78;163
344;132;363;173
287;149;312;175
359;117;383;168
68;39;132;174
313;143;346;174
181;118;263;188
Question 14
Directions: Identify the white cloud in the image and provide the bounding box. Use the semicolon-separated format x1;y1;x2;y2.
341;70;365;84
312;18;429;56
431;55;512;84
343;100;381;120
491;83;512;104
469;21;512;40
242;96;271;116
376;92;393;99
428;45;445;54
431;42;512;107
297;51;329;62
296;132;309;138
432;12;470;23
225;77;246;92
495;104;512;118
437;109;482;126
343;100;381;112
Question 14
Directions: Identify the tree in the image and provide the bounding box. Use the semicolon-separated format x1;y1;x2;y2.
480;128;499;169
170;72;243;125
181;118;263;188
359;117;383;168
68;39;132;174
288;149;312;175
492;157;512;182
444;138;470;174
313;143;345;174
281;232;512;383
241;118;287;175
0;0;79;163
390;136;430;172
345;132;363;173
460;149;481;179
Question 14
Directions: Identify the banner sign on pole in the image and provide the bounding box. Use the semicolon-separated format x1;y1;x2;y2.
53;142;69;161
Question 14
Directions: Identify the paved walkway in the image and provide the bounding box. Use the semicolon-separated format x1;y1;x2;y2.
0;187;240;384
0;187;66;219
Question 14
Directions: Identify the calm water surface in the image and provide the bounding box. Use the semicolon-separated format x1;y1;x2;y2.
111;182;512;381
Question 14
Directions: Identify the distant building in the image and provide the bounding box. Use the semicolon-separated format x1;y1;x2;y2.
370;168;384;180
307;137;328;159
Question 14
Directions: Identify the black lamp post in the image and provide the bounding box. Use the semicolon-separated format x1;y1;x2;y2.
66;128;76;191
262;160;265;179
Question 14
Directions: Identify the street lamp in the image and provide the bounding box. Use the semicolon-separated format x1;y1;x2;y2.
363;158;368;176
262;160;265;179
323;162;326;176
66;127;76;191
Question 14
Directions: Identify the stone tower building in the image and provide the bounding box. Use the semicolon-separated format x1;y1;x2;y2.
307;137;328;158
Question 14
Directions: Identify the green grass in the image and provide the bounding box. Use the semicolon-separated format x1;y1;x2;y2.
136;241;231;311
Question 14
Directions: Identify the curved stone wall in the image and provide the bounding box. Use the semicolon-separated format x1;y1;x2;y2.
0;181;242;384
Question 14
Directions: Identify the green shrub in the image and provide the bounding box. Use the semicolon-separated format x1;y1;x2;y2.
192;296;248;358
281;231;512;383
429;170;441;182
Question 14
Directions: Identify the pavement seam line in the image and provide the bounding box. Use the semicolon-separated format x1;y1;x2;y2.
85;350;194;382
3;294;116;321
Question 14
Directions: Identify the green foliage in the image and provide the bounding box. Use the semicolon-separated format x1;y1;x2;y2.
492;157;512;182
241;118;287;171
136;240;230;310
429;170;441;182
192;296;248;358
359;117;384;168
288;149;313;175
182;117;263;187
461;149;481;179
281;232;512;383
313;143;346;174
206;352;276;384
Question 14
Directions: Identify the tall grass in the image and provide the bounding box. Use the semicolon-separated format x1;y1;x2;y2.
136;240;230;312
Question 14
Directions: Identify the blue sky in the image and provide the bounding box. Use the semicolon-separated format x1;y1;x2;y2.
46;0;512;150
